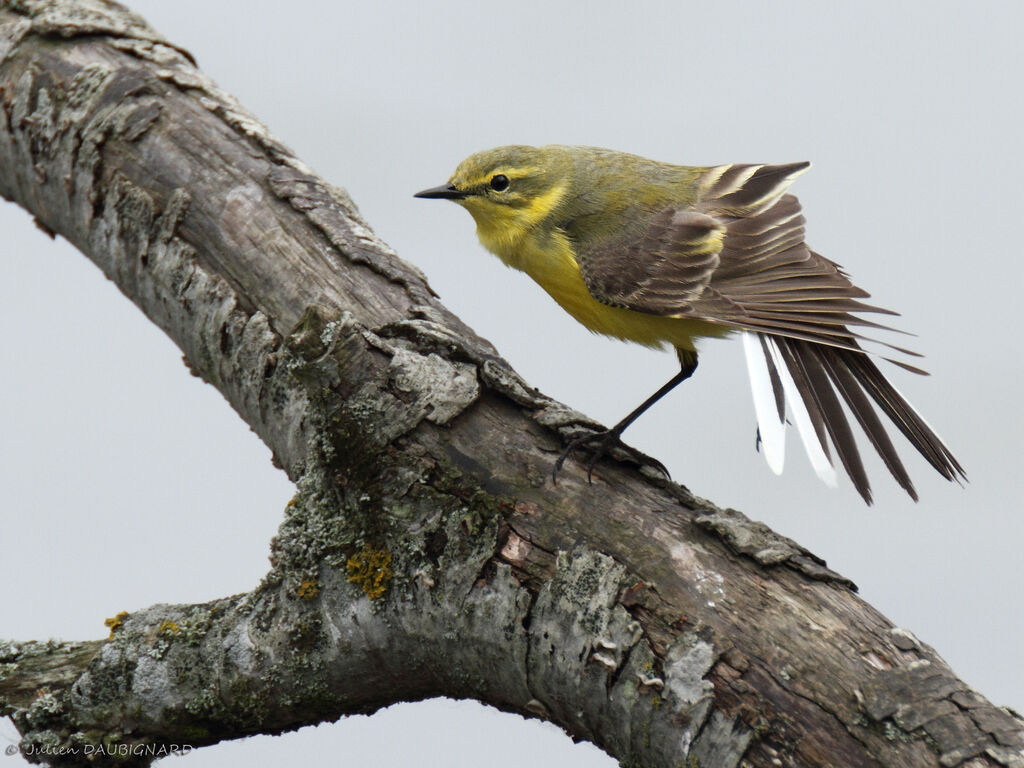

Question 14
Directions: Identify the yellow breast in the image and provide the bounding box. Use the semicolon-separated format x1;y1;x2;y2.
476;220;727;352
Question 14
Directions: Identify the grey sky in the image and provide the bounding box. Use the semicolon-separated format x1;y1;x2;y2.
1;2;1020;765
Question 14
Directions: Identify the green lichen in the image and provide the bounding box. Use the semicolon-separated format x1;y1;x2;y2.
223;677;271;730
268;472;356;581
882;719;914;744
176;608;214;646
288;616;325;654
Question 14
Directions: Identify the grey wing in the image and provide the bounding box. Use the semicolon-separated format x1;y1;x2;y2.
574;162;966;503
577;162;910;357
576;207;725;313
693;191;907;354
693;165;964;501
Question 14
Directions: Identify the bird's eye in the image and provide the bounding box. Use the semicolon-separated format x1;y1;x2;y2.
489;174;510;192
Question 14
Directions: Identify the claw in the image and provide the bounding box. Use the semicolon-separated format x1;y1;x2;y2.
553;429;617;484
552;431;598;484
640;455;671;479
552;429;669;484
550;359;696;486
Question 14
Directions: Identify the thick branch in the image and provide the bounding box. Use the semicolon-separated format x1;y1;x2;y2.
0;2;1021;767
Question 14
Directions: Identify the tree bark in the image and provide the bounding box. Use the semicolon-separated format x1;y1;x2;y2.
0;2;1021;767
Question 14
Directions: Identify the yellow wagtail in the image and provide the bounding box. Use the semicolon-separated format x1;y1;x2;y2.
416;145;965;503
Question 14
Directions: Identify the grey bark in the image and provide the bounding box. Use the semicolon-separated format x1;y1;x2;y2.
0;2;1021;767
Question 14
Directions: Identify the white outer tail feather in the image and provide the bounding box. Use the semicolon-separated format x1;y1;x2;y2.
741;333;785;474
742;332;838;488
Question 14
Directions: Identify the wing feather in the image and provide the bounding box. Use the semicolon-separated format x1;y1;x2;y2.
577;208;723;313
572;160;965;498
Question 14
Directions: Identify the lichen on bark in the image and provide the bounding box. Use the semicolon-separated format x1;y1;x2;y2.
0;3;1021;768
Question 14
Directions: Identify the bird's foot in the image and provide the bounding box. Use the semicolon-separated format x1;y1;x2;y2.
552;428;670;484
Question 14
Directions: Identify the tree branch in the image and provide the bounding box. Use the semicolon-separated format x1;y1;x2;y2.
1;2;1021;767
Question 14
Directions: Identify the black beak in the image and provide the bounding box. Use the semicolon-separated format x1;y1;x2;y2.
414;183;469;200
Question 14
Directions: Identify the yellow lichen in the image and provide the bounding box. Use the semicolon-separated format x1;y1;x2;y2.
158;620;180;636
346;547;393;599
104;611;129;638
297;580;320;600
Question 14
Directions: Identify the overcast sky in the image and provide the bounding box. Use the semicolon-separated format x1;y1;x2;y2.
1;2;1021;765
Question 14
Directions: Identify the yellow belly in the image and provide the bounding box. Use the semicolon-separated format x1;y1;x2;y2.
481;225;729;351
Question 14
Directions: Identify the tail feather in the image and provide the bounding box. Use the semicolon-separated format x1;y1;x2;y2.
817;346;917;500
742;333;785;474
760;334;785;423
777;337;872;502
762;336;838;488
742;331;965;502
844;353;966;483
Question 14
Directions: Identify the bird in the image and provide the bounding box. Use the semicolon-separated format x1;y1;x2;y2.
414;145;965;503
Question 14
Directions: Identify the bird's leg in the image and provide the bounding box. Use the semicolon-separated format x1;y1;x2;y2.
553;349;699;483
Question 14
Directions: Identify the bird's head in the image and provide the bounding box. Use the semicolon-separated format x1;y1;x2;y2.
415;145;573;250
